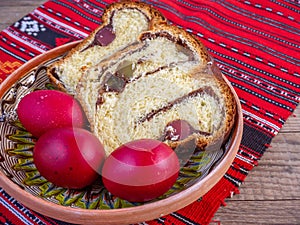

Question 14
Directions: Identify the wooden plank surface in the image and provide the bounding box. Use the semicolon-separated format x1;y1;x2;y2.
214;106;300;224
0;1;46;30
0;1;299;224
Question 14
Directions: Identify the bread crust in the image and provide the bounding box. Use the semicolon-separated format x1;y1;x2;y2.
167;78;237;151
139;24;236;150
47;1;237;155
46;1;166;92
75;23;236;153
140;23;210;64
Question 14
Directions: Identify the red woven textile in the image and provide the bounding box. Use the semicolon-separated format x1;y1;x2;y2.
0;0;299;224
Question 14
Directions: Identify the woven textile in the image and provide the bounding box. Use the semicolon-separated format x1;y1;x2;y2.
0;0;299;224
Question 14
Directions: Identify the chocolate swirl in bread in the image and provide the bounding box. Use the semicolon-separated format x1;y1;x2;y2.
76;24;236;155
47;1;166;94
47;1;236;156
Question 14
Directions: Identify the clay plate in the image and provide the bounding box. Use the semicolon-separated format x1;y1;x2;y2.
0;41;243;225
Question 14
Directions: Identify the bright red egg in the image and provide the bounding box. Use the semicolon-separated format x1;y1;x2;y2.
102;139;180;202
17;90;84;137
33;127;106;189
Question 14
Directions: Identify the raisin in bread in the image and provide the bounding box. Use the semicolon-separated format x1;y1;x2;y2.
47;1;166;94
76;23;236;156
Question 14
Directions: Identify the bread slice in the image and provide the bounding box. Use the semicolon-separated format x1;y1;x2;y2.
76;23;236;156
47;1;166;94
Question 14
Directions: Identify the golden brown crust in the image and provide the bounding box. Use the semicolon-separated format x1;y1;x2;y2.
165;74;237;151
140;23;210;64
46;1;167;92
139;24;236;150
81;1;167;51
47;1;237;153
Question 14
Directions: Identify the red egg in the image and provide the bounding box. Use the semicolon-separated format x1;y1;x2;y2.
33;127;106;189
102;139;180;202
17;90;84;137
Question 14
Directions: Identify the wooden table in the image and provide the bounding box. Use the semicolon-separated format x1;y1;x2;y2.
0;1;299;224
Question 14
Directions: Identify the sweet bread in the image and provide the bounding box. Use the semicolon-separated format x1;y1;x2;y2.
47;1;166;94
47;1;236;156
76;23;236;155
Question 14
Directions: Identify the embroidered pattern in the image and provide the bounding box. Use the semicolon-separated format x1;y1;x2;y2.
0;61;22;74
14;16;46;37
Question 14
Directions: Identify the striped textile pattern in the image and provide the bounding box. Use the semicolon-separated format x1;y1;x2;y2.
0;0;299;224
